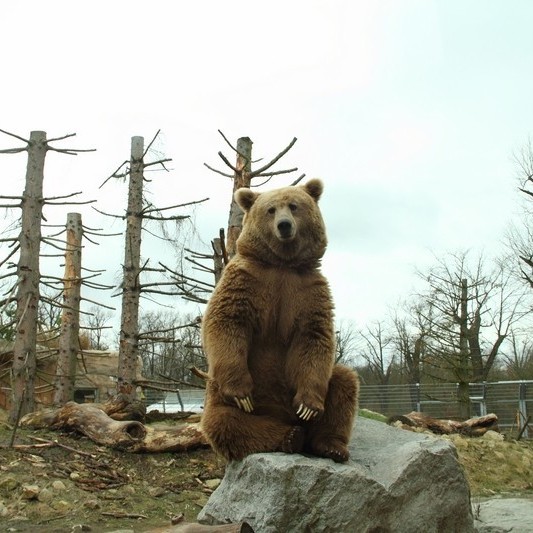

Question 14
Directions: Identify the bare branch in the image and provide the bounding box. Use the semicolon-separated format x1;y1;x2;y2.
248;137;297;178
142;197;209;215
291;173;306;186
203;162;233;178
0;128;30;143
99;160;129;189
218;151;238;173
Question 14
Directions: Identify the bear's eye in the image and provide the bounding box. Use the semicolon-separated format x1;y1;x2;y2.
289;203;297;211
267;207;276;214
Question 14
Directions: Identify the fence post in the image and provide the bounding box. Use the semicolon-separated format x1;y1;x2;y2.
519;382;529;439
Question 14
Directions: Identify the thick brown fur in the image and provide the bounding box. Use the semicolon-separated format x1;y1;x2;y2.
201;179;359;462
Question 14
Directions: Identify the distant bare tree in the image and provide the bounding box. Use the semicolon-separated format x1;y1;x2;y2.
82;305;113;350
504;331;533;380
357;321;396;385
335;320;357;365
416;251;528;418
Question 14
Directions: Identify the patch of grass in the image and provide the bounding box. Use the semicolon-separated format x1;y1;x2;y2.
358;408;388;423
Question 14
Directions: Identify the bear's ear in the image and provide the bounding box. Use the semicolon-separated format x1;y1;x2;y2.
235;187;259;212
303;178;324;202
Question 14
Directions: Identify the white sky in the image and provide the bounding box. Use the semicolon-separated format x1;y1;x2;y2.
2;1;533;339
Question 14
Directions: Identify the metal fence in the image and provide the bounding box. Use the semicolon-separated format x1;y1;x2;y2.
145;380;533;438
358;380;532;438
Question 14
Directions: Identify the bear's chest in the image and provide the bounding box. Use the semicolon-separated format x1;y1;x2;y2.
257;270;304;341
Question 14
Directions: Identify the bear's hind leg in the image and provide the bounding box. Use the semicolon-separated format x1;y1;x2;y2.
305;365;359;463
201;404;305;461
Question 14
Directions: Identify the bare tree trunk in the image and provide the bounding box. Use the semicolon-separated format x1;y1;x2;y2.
118;137;144;402
54;212;82;406
458;278;471;419
226;137;252;258
9;131;46;423
212;237;224;284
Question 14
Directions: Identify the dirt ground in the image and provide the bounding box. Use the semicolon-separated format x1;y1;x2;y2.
0;408;532;533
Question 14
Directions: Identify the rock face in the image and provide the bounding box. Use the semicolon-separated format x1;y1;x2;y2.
198;417;474;532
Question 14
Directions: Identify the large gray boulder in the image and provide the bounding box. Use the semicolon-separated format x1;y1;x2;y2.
198;417;474;532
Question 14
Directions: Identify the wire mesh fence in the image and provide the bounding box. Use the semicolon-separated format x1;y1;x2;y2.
144;380;533;438
358;380;532;438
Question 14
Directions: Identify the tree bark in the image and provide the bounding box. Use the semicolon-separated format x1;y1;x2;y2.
54;212;83;405
226;137;252;259
9;131;46;423
118;137;144;402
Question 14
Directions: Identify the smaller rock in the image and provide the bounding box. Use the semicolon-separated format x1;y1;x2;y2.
70;472;81;481
37;487;53;503
83;498;100;510
148;486;166;498
51;480;66;491
204;479;222;490
0;502;9;517
121;485;136;495
482;430;504;441
52;500;72;512
21;484;40;500
0;476;19;493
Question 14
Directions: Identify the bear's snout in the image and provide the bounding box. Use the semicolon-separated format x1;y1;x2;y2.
276;218;295;240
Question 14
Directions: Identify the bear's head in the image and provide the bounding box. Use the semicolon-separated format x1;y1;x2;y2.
234;179;327;268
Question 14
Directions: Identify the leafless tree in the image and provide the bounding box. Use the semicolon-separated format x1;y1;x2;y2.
356;321;396;385
82;305;113;350
503;330;533;379
98;132;207;402
334;320;358;365
416;251;528;417
0;129;96;422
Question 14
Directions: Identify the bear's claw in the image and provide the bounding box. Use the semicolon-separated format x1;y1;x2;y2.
234;396;254;413
296;403;319;421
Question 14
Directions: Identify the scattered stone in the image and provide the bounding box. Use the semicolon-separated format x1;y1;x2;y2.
83;498;100;510
121;484;136;495
482;430;504;441
148;486;166;497
51;480;67;491
52;500;72;512
21;484;40;500
204;479;221;490
0;502;8;517
37;487;53;502
0;476;19;493
70;472;81;481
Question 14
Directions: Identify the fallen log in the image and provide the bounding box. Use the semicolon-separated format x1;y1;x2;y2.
146;522;254;532
20;400;209;453
388;411;499;436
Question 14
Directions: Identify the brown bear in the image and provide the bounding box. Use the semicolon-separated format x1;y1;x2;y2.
200;178;359;463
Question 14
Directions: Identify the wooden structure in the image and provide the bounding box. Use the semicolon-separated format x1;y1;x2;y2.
0;341;144;411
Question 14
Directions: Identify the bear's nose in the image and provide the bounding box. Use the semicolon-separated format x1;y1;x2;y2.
277;219;293;238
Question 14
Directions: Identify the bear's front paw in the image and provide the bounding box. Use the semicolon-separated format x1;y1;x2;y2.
293;393;324;422
220;375;254;413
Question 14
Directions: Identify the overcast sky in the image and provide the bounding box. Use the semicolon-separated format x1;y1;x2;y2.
2;1;533;339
